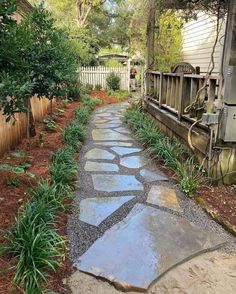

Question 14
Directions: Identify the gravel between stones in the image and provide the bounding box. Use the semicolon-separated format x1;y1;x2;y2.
67;102;235;264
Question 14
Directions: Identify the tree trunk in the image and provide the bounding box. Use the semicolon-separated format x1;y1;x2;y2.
146;0;156;70
25;98;36;138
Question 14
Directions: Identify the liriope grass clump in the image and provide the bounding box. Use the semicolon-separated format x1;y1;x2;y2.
1;96;102;293
1;180;65;293
124;104;205;196
63;96;101;149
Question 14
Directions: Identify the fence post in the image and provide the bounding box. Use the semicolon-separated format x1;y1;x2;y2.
178;73;184;120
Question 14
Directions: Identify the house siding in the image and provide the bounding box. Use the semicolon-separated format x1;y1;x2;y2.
182;12;226;74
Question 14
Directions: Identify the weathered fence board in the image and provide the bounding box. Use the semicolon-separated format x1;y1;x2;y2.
78;66;129;91
0;96;52;154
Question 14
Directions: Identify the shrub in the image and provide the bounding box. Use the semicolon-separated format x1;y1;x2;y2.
80;83;93;95
95;84;102;90
106;72;120;91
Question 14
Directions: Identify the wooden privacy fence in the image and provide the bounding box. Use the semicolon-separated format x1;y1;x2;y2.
0;96;52;154
78;66;130;91
146;70;220;124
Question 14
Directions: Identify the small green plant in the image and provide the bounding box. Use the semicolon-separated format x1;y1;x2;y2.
43;118;57;131
51;147;77;194
124;105;205;196
113;90;130;100
95;84;102;90
106;73;120;91
61;98;70;108
80;83;93;95
0;164;25;174
63;122;85;150
6;178;21;187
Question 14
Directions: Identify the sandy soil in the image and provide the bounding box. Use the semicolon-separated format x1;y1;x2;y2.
65;249;236;294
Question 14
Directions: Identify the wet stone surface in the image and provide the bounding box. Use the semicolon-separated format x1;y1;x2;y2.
120;155;148;169
79;196;135;226
85;148;115;160
92;129;133;141
92;174;144;192
94;123;122;128
95;141;133;147
75;204;226;292
147;185;181;211
84;161;119;172
111;147;142;156
140;168;169;182
114;127;132;134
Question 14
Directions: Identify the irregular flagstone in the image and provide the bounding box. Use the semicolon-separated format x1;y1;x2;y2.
140;168;169;182
94;123;122;129
79;196;135;226
147;185;181;211
92;175;144;192
120;155;148;169
85;148;115;160
84;161;119;172
114;127;132;134
75;204;226;292
92;119;108;124
92;129;133;141
95;142;133;147
111;147;142;156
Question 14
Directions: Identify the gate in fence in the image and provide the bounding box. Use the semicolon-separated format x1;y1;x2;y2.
78;66;130;91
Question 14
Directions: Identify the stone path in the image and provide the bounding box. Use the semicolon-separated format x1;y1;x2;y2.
68;102;235;293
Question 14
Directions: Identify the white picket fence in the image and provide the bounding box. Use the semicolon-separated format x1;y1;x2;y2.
78;66;130;91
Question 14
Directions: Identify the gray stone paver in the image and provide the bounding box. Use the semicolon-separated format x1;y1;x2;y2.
69;101;232;293
79;196;135;226
92;174;144;192
95;141;133;147
76;204;225;292
147;185;181;211
120;155;148;168
140;168;169;182
111;147;142;156
85;148;115;160
84;161;119;172
92;129;133;141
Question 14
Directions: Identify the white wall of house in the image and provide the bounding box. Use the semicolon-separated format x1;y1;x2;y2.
182;12;226;74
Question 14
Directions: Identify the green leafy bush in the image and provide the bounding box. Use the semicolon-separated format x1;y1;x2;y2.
43;118;58;132
106;73;120;91
95;84;102;90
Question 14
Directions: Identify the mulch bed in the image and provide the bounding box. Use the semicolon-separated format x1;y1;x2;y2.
0;90;127;293
196;185;236;235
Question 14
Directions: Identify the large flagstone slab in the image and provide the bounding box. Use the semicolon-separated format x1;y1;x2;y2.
75;204;226;292
84;161;119;172
147;185;181;211
111;147;142;156
92;175;144;192
92;129;133;141
140;168;169;182
120;155;148;169
95;142;133;147
85;148;115;160
79;196;135;226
